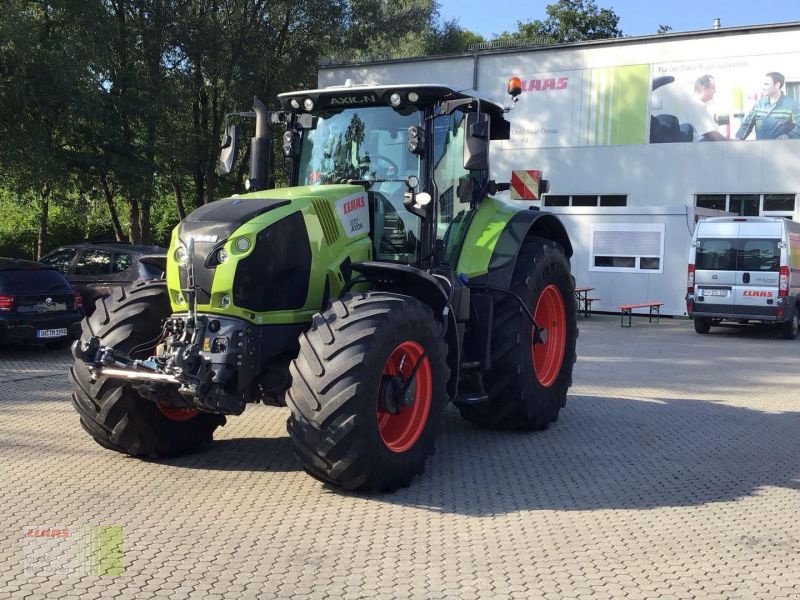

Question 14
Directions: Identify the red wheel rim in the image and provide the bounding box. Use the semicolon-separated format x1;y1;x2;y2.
376;341;432;453
531;284;566;387
156;403;199;422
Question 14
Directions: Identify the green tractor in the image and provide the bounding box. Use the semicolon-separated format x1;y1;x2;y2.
70;79;578;492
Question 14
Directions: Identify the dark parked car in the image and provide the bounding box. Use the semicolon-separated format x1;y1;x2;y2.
0;258;84;345
39;242;166;314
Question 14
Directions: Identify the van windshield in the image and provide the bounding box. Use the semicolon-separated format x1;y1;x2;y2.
696;238;779;272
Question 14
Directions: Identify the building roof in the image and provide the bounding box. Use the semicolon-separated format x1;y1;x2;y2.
319;21;800;69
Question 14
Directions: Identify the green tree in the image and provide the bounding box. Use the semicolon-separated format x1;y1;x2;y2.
428;20;485;54
0;0;465;252
0;0;100;257
500;0;622;43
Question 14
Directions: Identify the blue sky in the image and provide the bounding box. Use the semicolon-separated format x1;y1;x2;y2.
437;0;800;38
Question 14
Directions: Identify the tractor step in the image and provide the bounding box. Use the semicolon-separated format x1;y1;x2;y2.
460;360;482;371
455;393;489;406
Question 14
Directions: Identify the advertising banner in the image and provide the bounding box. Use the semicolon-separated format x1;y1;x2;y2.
650;53;800;143
501;65;650;149
500;51;800;149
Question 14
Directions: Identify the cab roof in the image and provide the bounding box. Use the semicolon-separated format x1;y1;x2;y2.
277;83;507;119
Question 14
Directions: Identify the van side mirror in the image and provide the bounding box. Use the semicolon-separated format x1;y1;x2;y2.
219;123;240;175
463;112;490;171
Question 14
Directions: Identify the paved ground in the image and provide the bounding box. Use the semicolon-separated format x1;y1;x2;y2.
1;314;799;599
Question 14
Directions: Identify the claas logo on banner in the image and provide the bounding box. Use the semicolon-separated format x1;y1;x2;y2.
510;170;550;200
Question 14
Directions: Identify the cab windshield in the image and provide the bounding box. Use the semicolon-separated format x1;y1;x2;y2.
298;106;423;263
298;106;420;185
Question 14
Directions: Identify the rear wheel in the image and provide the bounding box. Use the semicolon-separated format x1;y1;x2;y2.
458;236;578;430
781;309;799;340
69;280;225;457
694;318;712;334
286;292;449;492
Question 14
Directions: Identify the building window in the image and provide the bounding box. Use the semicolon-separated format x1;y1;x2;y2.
694;193;796;218
543;195;569;207
600;195;627;207
572;195;598;207
590;223;664;274
543;194;627;207
729;194;759;216
763;194;795;212
696;194;726;211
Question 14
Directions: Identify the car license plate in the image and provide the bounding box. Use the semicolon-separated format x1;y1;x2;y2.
36;328;68;339
702;289;728;297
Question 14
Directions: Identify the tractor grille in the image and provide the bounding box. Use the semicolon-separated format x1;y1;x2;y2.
178;197;290;305
311;198;340;245
232;212;311;312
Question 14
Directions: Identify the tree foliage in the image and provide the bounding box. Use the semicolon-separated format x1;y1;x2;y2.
500;0;622;43
0;0;482;257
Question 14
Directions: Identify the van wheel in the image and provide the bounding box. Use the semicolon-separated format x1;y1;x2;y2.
694;318;711;334
781;310;799;340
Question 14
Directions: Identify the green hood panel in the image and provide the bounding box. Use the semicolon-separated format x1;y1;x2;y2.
166;184;372;324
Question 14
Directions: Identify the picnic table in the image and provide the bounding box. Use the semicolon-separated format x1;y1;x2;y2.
617;301;664;327
574;286;595;317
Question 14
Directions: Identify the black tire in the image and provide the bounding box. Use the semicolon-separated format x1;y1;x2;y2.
694;318;712;334
69;280;225;457
781;309;799;340
286;292;449;492
459;236;578;430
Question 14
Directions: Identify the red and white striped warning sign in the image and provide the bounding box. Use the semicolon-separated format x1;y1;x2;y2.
510;170;542;200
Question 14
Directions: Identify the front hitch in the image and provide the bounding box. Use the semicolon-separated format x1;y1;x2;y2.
75;315;247;415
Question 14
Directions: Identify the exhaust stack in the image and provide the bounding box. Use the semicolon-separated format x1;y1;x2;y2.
248;96;271;192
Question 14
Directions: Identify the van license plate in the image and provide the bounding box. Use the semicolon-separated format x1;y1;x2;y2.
36;328;68;339
702;289;728;297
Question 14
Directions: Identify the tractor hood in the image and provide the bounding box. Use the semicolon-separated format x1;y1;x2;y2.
169;185;371;319
176;184;364;249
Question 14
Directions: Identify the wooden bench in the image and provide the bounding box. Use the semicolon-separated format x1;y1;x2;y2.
617;302;663;327
584;298;601;317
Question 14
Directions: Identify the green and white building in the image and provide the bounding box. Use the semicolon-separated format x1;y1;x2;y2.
319;21;800;316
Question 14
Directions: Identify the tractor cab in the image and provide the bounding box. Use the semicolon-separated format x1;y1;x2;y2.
280;84;511;269
225;83;514;269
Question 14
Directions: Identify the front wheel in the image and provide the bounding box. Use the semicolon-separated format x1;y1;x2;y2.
286;292;449;492
69;281;225;457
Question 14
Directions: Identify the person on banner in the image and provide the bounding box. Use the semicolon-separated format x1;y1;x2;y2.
691;74;728;141
736;72;800;140
650;75;727;142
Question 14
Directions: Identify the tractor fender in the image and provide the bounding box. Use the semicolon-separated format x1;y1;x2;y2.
467;209;572;291
350;262;460;402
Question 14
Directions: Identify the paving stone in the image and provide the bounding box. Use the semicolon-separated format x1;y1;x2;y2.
1;319;799;599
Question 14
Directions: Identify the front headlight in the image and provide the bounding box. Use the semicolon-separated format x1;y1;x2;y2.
234;237;251;252
174;243;188;266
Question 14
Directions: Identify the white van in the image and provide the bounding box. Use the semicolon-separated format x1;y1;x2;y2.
687;217;800;339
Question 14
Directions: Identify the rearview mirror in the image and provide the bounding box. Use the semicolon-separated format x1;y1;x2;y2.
463;112;490;171
218;123;240;175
